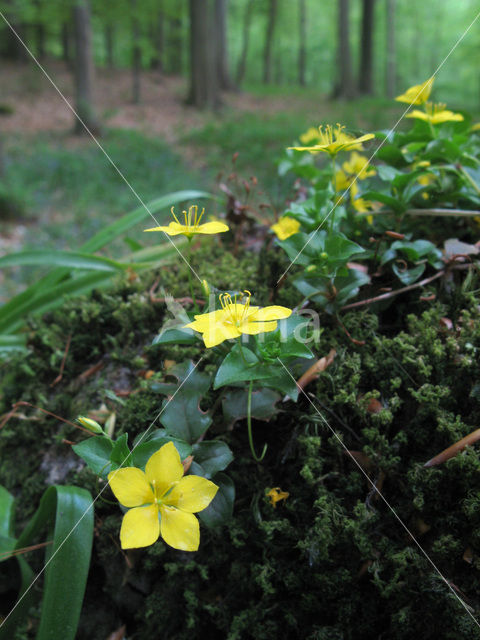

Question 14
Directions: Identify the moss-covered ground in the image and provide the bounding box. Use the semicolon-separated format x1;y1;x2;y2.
1;238;480;639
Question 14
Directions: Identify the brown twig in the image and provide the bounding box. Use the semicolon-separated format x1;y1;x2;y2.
341;270;445;311
50;333;72;387
0;401;91;434
424;428;480;468
0;540;53;561
362;208;480;218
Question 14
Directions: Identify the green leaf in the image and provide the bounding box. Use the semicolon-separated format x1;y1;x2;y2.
214;344;273;388
191;441;234;479
198;473;235;529
152;326;197;346
110;433;132;469
1;485;94;640
222;388;281;426
392;262;425;285
132;431;192;468
72;436;113;476
0;250;128;272
159;361;213;443
362;191;405;213
0;486;15;540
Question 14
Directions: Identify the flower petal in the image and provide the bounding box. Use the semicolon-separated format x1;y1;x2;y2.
249;305;292;321
145;442;183;495
241;320;278;335
144;222;185;236
167;475;218;513
196;221;229;234
202;324;242;347
159;505;200;551
108;467;154;508
119;505;160;549
184;309;227;332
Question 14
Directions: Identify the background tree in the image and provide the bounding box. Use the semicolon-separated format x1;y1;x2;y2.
263;0;278;84
334;0;354;99
215;0;233;90
385;0;396;97
358;0;376;95
188;0;219;109
72;0;101;135
298;0;306;86
236;0;254;86
131;0;141;103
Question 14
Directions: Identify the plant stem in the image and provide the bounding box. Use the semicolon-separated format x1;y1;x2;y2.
460;166;480;195
247;380;267;462
330;154;337;231
186;239;199;313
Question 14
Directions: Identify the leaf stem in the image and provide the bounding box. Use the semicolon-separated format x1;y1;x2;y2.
186;239;199;313
247;380;267;462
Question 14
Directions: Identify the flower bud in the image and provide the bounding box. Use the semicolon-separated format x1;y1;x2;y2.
77;416;104;435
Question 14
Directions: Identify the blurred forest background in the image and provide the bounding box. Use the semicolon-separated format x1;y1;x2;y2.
0;0;479;298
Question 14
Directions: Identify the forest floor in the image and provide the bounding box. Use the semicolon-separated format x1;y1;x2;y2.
0;60;403;299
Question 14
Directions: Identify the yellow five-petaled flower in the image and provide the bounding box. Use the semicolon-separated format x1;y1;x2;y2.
271;216;301;240
144;205;229;239
289;124;374;158
184;290;292;348
406;102;464;125
395;77;434;105
108;442;218;551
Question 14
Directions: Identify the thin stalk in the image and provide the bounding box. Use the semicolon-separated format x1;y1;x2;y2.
186;239;199;312
330;154;337;230
247;379;267;462
460;166;480;195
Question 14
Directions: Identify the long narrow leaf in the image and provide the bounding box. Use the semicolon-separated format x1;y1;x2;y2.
0;250;128;272
14;485;94;640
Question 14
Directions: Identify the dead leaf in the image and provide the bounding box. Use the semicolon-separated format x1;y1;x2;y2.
182;455;193;474
439;317;453;331
463;548;474;564
444;238;480;258
344;450;373;472
424;427;480;467
105;625;126;640
295;348;336;391
366;398;383;414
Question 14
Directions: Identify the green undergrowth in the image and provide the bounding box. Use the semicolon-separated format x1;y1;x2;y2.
1;246;480;638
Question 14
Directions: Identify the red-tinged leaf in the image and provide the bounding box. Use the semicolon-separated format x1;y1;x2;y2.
296;349;336;391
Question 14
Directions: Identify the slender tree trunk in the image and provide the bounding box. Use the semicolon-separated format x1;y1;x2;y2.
385;0;395;98
215;0;233;90
236;0;253;85
61;22;71;64
358;0;376;95
104;24;114;68
263;0;278;84
188;0;219;109
72;0;101;135
35;23;46;59
334;0;354;99
167;16;183;74
150;6;164;72
131;0;141;104
298;0;306;86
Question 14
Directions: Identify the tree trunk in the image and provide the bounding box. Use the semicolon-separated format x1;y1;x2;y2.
61;22;71;64
131;0;141;104
150;6;164;72
187;0;219;109
35;23;46;59
333;0;354;99
236;0;253;86
298;0;306;86
72;0;101;135
358;0;376;95
167;16;183;74
215;0;233;90
263;0;278;84
104;24;114;68
385;0;395;98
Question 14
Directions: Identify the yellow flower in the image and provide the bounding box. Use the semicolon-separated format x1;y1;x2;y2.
289;124;374;157
395;77;434;105
108;442;218;551
144;205;229;239
406;102;464;125
271;216;301;240
184;290;292;348
342;152;376;180
266;487;289;507
350;182;373;214
299;127;320;144
471;123;480;132
335;169;351;192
